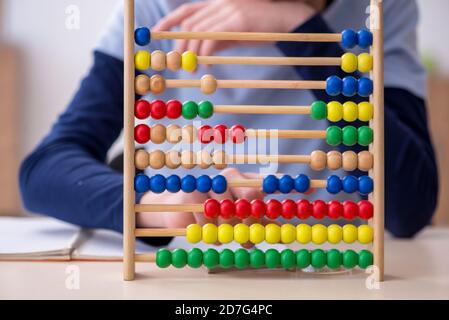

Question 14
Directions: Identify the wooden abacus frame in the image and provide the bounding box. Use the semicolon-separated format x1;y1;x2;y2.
123;0;384;281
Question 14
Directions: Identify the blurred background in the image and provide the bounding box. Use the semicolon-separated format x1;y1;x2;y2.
0;0;448;225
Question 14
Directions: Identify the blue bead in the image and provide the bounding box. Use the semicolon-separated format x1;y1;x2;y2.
166;175;181;193
327;175;342;194
326;76;343;96
150;174;166;194
294;174;310;193
279;175;294;194
181;175;196;193
358;29;373;49
358;77;373;97
359;176;374;195
212;175;227;194
342;76;358;97
134;174;150;193
134;27;151;46
342;175;359;193
263;175;279;194
196;175;212;193
341;29;358;49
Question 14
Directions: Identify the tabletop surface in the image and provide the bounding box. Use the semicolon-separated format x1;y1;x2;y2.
1;227;449;300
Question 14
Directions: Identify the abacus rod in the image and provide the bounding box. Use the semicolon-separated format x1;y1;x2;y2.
230;154;311;164
245;129;327;139
135;253;156;263
213;105;311;115
165;79;327;90
135;228;186;237
197;56;341;66
135;204;204;213
151;31;342;42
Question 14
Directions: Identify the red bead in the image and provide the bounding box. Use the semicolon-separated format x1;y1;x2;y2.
266;199;282;219
166;100;182;119
250;199;266;219
220;199;235;220
134;100;151;119
328;200;343;219
198;125;214;144
235;199;251;219
297;199;312;219
204;199;220;219
213;125;228;144
343;201;359;220
281;199;297;220
358;200;373;220
312;200;328;220
151;100;166;119
229;125;246;144
134;124;150;144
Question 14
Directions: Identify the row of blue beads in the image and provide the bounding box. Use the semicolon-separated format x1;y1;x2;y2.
327;175;373;195
263;174;310;194
326;76;373;97
341;29;373;49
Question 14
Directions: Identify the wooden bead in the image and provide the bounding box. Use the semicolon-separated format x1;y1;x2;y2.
327;151;342;170
200;75;217;95
150;74;166;95
197;150;213;169
151;50;166;71
134;149;149;170
358;151;374;171
149;150;165;169
310;150;326;171
166;124;182;144
182;125;197;144
165;150;181;169
167;51;182;72
181;150;196;169
135;74;150;95
151;124;166;144
212;150;228;170
342;151;358;172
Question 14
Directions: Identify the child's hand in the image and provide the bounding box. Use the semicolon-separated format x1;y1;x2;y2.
152;0;321;57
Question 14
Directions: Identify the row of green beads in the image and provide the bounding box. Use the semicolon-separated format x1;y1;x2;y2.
182;101;214;119
156;248;373;270
326;126;373;146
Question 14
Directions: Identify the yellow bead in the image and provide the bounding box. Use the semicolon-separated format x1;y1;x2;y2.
202;223;218;244
186;224;201;244
249;223;265;244
358;102;374;122
327;224;343;244
182;51;197;72
296;224;312;244
341;52;358;73
218;224;233;244
358;225;374;244
358;53;373;73
281;224;296;244
343;224;358;244
234;223;250;244
265;224;281;244
135;50;151;71
327;101;343;122
312;224;328;244
343;101;358;122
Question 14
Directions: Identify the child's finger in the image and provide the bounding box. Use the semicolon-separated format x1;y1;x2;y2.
152;2;207;32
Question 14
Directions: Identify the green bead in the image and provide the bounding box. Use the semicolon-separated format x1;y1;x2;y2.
265;249;281;269
155;249;171;268
342;126;358;146
203;248;219;269
358;126;373;146
219;249;234;269
281;249;296;269
182;101;198;119
326;126;342;146
311;101;327;120
311;249;326;269
187;248;203;269
235;249;250;269
198;101;214;119
358;250;373;269
171;249;187;268
343;249;358;269
250;249;265;268
327;249;342;269
296;249;311;269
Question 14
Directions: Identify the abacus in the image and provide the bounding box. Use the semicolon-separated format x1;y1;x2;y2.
123;0;384;281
